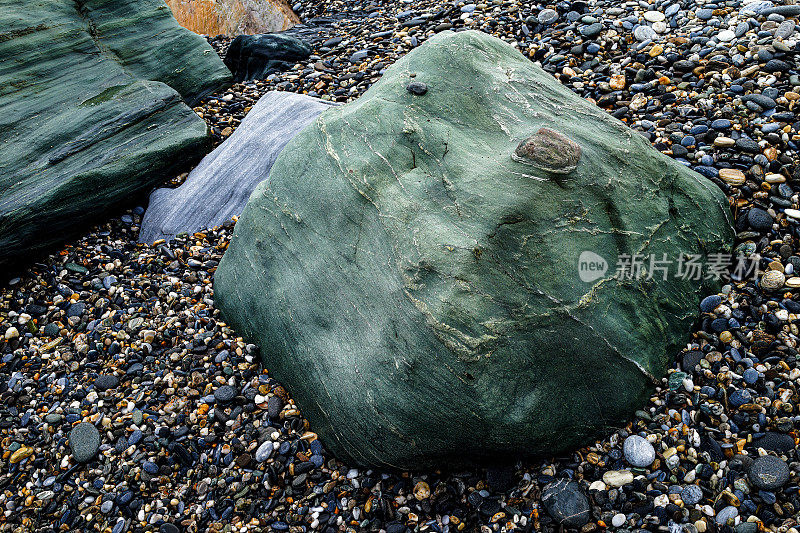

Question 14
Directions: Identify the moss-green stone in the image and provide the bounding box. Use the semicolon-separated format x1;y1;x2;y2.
215;30;733;469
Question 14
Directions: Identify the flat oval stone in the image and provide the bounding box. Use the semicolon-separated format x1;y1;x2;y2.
748;455;790;490
603;470;634;487
513;128;581;174
644;11;665;22
623;435;655;467
69;422;100;463
719;168;745;186
634;25;657;41
761;270;785;290
681;484;703;505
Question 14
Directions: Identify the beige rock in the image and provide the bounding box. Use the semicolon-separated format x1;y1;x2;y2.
761;270;786;290
719;168;745;185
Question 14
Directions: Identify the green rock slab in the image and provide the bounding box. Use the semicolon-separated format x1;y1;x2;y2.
215;30;734;469
0;0;231;266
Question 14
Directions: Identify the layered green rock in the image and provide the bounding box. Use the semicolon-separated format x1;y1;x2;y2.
0;0;231;266
215;30;733;469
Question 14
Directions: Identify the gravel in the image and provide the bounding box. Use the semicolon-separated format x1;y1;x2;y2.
2;0;800;531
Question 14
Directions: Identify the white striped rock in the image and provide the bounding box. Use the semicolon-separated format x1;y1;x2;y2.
139;91;337;243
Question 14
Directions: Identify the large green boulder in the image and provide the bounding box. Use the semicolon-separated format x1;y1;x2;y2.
0;0;231;266
214;30;733;469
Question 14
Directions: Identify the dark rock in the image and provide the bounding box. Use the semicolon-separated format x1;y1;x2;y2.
94;375;119;391
267;396;284;420
406;81;429;95
214;30;734;469
542;479;591;527
736;136;761;153
140;92;337;243
752;432;795;453
224;33;312;82
748;455;790;490
69;422;101;463
748;208;773;231
741;94;776;110
682;350;704;371
0;0;230;266
214;385;236;403
764;59;790;72
700;295;722;312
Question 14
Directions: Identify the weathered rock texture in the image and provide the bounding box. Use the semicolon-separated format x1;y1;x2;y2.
224;33;311;82
140;92;337;243
215;30;734;469
0;0;231;266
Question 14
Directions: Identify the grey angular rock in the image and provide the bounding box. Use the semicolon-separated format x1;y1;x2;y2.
0;0;231;266
139;92;337;243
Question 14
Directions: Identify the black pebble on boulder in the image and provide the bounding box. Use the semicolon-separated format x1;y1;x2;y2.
224;33;312;82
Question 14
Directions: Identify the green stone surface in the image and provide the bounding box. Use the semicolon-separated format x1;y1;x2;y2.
0;0;231;266
215;30;734;469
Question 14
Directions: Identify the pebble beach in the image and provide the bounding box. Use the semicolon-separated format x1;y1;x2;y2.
2;0;800;532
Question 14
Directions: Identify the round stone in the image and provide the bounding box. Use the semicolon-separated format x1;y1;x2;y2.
69;422;100;463
94;374;119;391
717;29;736;42
213;385;236;402
748;455;790;490
700;294;721;313
513;128;581;174
541;479;591;527
719;168;745;186
681;484;703;505
538;8;558;25
748;208;773;231
644;11;665;22
623;435;656;467
716;505;739;525
761;270;785;290
160;524;181;533
634;25;657;41
652;21;668;33
611;513;626;527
